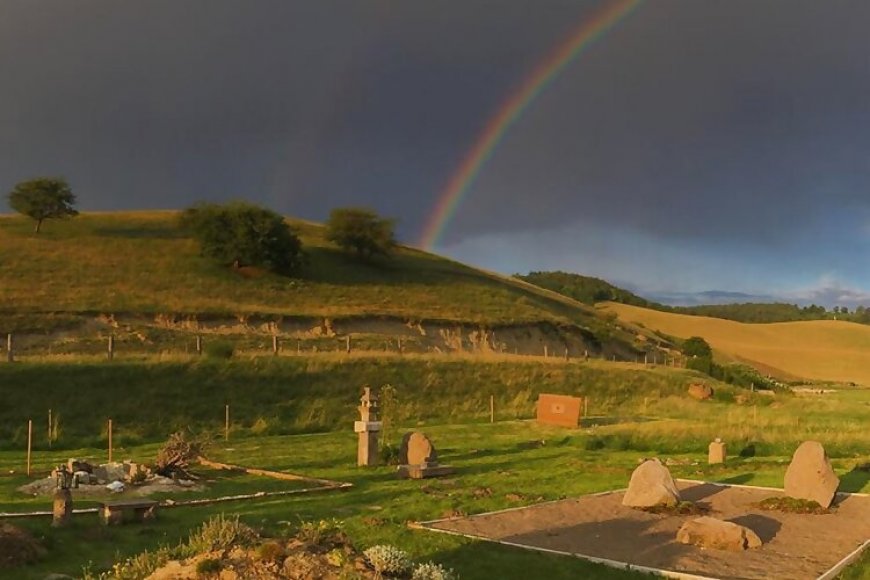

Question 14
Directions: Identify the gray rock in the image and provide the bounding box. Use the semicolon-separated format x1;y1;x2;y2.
784;441;839;508
676;517;762;551
622;458;681;508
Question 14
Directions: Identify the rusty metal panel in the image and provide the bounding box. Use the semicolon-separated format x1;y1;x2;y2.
536;393;582;427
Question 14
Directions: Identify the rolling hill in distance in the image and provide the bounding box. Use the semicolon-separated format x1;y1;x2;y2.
603;302;870;385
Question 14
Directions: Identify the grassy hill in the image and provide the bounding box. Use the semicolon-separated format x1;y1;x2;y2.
604;302;870;384
0;211;598;323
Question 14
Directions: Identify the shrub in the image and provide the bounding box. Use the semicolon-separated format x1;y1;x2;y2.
204;340;234;360
297;518;343;545
363;545;412;576
185;515;257;556
180;201;304;275
326;207;396;259
256;541;284;562
195;557;223;575
412;562;458;580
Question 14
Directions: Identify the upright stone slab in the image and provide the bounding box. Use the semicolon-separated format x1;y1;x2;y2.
52;489;72;527
784;440;839;508
400;432;438;465
397;431;454;479
708;438;727;465
622;458;681;508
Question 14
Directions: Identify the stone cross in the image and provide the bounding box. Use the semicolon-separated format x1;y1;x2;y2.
354;387;382;466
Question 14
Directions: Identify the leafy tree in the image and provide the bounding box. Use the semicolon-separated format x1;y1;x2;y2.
326;207;396;259
179;202;303;275
682;336;712;358
7;177;78;233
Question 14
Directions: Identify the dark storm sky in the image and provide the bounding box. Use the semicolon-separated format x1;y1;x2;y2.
3;1;870;304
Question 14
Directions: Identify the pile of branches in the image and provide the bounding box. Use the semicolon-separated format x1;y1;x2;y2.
155;431;210;479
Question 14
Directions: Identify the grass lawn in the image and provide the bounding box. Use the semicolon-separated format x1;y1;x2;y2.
1;393;868;579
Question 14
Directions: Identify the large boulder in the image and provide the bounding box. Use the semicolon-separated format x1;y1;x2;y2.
784;441;840;508
622;458;681;508
399;432;438;466
676;517;762;551
687;383;713;400
93;462;126;484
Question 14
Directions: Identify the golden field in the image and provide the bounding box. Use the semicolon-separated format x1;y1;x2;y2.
603;301;870;384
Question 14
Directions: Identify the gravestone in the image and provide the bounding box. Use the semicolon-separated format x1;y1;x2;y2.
622;458;681;508
536;394;583;427
397;431;455;479
784;440;839;508
676;517;762;551
708;438;727;464
354;387;381;467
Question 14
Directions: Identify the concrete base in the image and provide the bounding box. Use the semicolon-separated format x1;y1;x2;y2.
397;463;455;479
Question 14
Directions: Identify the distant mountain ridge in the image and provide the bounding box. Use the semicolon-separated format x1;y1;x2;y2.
518;271;870;325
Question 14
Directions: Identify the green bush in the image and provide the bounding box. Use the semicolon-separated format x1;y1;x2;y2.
195;557;222;575
204;340;234;360
179;201;304;275
325;207;396;259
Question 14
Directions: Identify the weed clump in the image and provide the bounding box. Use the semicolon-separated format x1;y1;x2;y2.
412;561;458;580
363;545;412;576
757;496;828;514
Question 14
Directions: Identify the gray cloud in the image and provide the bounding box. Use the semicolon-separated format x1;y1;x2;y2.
2;0;869;253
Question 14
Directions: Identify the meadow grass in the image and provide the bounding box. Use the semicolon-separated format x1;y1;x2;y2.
0;409;867;579
605;301;870;384
0;212;595;325
0;355;744;449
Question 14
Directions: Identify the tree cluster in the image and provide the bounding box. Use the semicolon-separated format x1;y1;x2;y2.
180;202;396;276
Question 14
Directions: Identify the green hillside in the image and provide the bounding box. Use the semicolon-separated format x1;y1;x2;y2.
0;212;602;323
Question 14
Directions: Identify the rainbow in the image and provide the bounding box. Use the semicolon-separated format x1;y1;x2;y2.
418;0;643;250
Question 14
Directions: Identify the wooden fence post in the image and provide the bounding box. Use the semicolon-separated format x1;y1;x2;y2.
108;419;113;462
48;409;52;448
107;335;114;361
196;335;203;355
490;395;495;423
225;405;230;441
6;333;12;362
26;419;32;477
346;335;351;354
272;335;279;355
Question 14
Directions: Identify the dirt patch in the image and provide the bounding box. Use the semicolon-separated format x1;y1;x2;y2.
426;481;870;580
0;523;45;568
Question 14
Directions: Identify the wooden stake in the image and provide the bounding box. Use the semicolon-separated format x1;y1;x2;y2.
108;419;113;462
196;335;203;355
26;420;32;477
544;345;548;358
225;404;230;441
272;335;278;355
6;333;12;363
346;335;351;354
107;335;114;361
564;347;569;361
490;395;494;423
48;409;52;448
296;339;301;354
584;398;589;417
